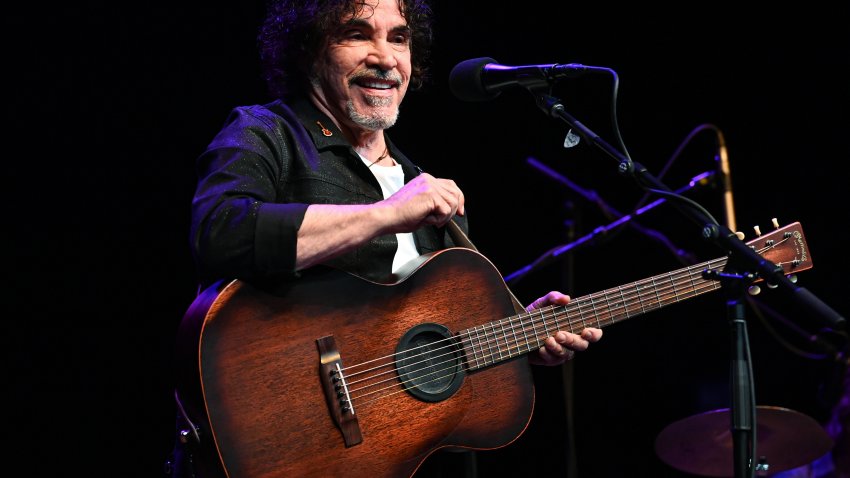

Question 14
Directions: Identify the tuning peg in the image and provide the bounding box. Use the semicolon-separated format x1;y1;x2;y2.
734;231;745;240
771;218;780;229
787;274;797;284
748;285;761;296
753;225;762;237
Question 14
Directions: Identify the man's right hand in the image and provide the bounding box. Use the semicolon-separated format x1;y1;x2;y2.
381;173;465;231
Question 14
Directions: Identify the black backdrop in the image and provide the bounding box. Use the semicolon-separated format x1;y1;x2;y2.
7;2;849;477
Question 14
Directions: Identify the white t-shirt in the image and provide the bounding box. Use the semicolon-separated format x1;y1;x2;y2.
359;156;420;273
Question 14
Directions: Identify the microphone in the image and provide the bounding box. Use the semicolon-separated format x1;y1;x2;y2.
716;129;737;232
449;57;592;102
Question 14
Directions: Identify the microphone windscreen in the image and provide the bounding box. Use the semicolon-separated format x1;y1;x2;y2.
448;57;500;102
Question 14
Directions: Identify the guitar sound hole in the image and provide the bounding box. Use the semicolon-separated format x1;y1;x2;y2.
395;323;464;402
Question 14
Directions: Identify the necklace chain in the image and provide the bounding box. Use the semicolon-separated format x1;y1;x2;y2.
368;147;391;168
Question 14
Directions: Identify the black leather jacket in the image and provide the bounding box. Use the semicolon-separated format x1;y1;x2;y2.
190;96;468;288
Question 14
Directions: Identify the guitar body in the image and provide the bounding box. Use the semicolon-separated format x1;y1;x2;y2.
176;248;535;478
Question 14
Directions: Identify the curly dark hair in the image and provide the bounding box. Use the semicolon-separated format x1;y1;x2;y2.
258;0;433;99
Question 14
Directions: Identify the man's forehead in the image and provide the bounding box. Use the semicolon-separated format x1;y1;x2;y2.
340;1;407;25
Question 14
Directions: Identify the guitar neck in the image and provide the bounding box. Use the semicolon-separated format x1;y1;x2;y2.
457;256;728;371
456;220;810;371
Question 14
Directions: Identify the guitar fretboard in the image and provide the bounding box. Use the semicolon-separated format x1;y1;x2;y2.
458;256;729;371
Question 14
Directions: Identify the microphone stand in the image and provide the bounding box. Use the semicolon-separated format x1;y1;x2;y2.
531;93;846;478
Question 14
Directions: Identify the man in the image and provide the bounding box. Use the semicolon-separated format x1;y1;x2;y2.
170;1;602;476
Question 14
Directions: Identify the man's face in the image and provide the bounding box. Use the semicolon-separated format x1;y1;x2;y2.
310;1;412;132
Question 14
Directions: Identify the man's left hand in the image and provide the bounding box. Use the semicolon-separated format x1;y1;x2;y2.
525;291;603;366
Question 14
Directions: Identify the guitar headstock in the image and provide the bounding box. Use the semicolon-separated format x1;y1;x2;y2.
743;220;812;277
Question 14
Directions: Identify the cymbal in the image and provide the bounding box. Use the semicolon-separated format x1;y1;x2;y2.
655;406;833;477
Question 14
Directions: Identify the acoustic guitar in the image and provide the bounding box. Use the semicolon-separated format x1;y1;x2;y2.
176;221;811;477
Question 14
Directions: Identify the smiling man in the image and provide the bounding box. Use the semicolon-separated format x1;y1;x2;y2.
170;1;602;477
311;1;411;133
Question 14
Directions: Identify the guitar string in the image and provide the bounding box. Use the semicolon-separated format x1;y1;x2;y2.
344;239;794;406
347;257;731;404
350;271;728;406
348;258;734;398
344;256;725;381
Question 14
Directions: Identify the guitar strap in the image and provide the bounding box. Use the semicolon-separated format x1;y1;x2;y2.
447;219;527;314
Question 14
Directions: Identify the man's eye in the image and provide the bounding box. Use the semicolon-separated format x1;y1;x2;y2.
341;30;366;40
389;31;410;45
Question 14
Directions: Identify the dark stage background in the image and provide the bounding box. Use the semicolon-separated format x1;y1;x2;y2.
7;2;849;477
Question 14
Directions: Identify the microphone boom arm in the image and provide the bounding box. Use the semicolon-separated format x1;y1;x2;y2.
533;93;845;330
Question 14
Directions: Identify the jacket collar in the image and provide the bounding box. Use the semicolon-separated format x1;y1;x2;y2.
276;96;423;178
284;96;351;151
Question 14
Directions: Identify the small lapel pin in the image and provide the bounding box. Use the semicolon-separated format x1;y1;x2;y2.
316;121;333;137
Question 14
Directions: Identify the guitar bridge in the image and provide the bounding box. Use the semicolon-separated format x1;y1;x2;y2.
317;335;363;447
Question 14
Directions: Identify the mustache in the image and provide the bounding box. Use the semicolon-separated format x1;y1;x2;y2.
349;68;403;86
